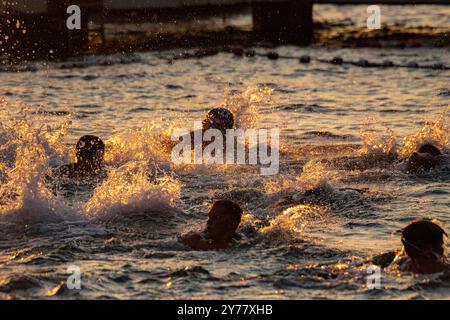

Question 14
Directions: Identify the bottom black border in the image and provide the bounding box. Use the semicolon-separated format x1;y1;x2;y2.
1;300;447;318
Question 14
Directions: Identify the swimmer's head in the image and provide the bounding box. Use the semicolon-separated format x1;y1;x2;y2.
202;108;234;133
401;220;447;262
417;143;441;156
406;152;437;173
76;135;105;166
206;200;242;243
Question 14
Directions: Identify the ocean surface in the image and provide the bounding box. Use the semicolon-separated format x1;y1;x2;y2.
0;5;449;299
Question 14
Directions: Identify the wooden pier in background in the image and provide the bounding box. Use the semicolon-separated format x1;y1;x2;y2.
1;0;449;60
0;1;105;60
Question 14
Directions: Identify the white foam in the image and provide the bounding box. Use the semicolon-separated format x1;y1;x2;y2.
222;84;273;129
0;101;78;224
85;161;181;220
358;119;397;157
398;112;449;158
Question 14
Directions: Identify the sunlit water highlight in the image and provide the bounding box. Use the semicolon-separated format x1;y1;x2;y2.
0;5;449;299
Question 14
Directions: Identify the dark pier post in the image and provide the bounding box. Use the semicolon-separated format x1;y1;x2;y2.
1;1;104;60
47;0;89;57
252;0;313;45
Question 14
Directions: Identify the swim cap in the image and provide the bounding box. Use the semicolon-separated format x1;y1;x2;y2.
202;108;234;132
401;220;447;259
417;144;441;156
76;135;105;162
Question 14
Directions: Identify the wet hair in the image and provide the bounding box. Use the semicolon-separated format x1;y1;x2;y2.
202;108;234;132
406;150;438;173
209;200;243;231
417;144;441;156
401;220;447;260
76;135;105;163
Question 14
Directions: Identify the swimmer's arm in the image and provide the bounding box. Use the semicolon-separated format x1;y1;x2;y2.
271;195;295;207
341;187;368;194
180;233;209;250
371;251;397;268
180;232;227;251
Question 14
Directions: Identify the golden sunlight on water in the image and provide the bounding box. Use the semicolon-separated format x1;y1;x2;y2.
0;4;449;300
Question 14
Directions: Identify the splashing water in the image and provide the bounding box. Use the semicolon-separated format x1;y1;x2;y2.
297;161;336;192
105;121;174;169
263;161;335;198
0;99;71;168
0;162;6;184
1;32;449;298
0;99;186;223
398;111;449;158
358;119;397;157
260;204;328;241
222;84;273;129
0;101;76;223
85;161;181;219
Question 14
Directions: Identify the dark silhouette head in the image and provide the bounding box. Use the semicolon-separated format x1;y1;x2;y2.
76;135;105;167
406;152;438;173
417;143;441;156
202;108;234;133
401;220;447;263
206;200;242;243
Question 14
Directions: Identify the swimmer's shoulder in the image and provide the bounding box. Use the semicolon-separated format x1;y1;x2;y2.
371;250;397;268
372;249;414;272
52;163;107;180
179;231;236;251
